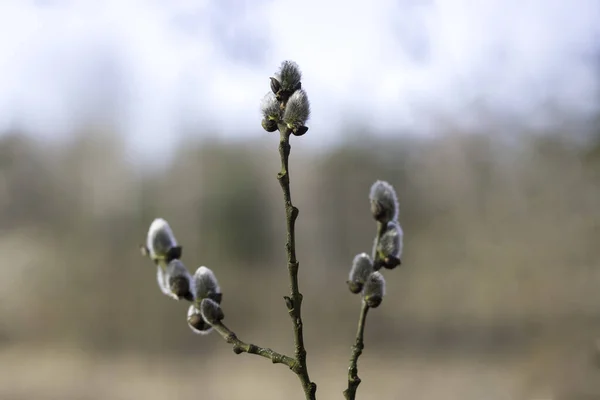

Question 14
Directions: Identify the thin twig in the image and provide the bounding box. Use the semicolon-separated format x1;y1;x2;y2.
276;127;317;400
211;321;297;368
343;300;370;400
371;221;387;269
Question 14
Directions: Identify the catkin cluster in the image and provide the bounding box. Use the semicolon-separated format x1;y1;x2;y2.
140;218;224;334
347;181;404;308
261;61;311;136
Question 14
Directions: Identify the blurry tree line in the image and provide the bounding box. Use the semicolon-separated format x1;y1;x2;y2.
0;124;599;357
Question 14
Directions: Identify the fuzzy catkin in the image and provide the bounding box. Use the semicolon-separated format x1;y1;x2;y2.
261;92;280;120
283;89;311;129
348;253;374;293
146;218;178;261
165;259;194;301
369;181;399;224
274;60;302;92
200;298;225;325
187;305;213;335
378;221;403;260
363;272;386;308
192;266;221;305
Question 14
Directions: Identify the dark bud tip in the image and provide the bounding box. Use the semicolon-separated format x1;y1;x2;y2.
347;280;363;294
293;81;302;92
262;118;278;132
372;259;384;271
270;77;281;94
182;292;195;302
292;125;309;136
209;292;223;305
284;296;293;310
382;255;401;270
166;245;182;262
365;295;383;308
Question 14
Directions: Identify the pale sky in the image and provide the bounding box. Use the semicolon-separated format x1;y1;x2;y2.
0;0;598;159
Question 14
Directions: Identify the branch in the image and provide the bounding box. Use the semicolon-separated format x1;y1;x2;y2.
276;127;317;400
211;321;297;368
371;221;389;270
343;300;370;400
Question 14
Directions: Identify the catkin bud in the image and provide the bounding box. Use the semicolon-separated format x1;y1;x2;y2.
145;218;182;263
156;265;171;296
192;266;222;306
261;92;280;121
164;259;194;301
262;118;278;132
347;253;374;294
375;221;403;270
200;298;224;325
369;181;399;224
363;271;386;308
283;89;310;134
274;60;302;93
270;77;281;95
187;305;213;335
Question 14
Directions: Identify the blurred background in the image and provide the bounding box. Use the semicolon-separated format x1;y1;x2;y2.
1;1;600;399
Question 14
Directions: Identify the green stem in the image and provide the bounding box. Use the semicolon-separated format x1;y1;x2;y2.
276;127;317;400
371;222;387;269
343;300;370;400
212;321;297;368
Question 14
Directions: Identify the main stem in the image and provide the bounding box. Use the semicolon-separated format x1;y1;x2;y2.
343;300;370;400
277;129;317;400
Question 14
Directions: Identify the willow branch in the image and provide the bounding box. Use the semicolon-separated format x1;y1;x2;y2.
343;300;370;400
276;126;317;400
211;321;297;368
371;222;387;269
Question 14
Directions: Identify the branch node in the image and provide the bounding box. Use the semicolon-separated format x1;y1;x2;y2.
284;296;293;310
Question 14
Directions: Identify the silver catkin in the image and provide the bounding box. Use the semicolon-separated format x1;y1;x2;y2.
363;271;386;308
165;259;193;301
260;92;280;120
283;89;310;129
369;181;399;224
200;298;224;325
192;266;221;304
378;220;403;260
146;218;178;261
348;253;374;293
156;265;171;296
274;60;302;92
187;305;213;335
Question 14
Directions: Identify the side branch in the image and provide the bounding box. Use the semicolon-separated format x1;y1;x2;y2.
276;127;316;400
343;301;370;400
211;321;297;369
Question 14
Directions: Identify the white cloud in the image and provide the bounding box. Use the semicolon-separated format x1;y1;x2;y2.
0;0;598;160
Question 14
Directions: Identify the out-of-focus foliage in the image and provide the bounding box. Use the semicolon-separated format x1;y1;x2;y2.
1;124;600;399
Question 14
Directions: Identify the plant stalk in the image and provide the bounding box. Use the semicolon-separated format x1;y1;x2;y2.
212;321;297;368
276;127;317;400
343;300;370;400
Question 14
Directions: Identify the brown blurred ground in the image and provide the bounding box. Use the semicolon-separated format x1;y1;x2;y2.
0;126;599;399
